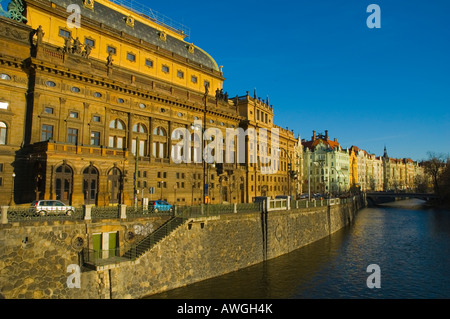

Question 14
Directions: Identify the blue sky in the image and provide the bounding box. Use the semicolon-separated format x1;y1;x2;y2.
144;0;449;161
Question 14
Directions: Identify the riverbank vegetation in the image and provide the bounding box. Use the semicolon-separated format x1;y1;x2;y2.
417;152;450;208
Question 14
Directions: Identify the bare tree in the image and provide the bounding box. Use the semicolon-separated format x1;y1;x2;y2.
422;152;447;197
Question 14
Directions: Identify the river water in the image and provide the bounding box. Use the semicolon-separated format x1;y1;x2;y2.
147;199;450;299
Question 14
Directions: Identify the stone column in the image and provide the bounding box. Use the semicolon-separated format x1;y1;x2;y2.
72;172;85;207
119;204;127;219
84;204;92;220
1;206;8;224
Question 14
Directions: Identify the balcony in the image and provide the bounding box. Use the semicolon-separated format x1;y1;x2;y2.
32;141;129;158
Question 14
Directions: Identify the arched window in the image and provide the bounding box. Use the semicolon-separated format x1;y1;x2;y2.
108;167;123;204
132;123;148;156
190;131;202;163
83;165;98;205
152;126;167;158
153;126;166;136
109;119;125;130
109;119;126;149
132;123;147;133
0;122;7;145
55;163;73;203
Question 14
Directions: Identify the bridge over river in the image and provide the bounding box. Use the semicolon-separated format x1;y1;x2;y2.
366;192;438;206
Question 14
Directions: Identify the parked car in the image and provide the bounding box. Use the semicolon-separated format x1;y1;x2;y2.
297;193;309;199
275;195;293;201
313;193;324;199
148;200;173;213
30;200;75;216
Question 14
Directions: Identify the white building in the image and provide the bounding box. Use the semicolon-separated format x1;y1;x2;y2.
302;130;350;196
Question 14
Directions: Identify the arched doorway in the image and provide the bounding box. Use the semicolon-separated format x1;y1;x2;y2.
83;165;98;205
108;167;123;204
55;163;73;204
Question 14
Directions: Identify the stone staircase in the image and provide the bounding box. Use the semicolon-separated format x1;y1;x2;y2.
122;216;186;260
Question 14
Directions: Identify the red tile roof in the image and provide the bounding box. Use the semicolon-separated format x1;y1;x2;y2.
302;137;341;151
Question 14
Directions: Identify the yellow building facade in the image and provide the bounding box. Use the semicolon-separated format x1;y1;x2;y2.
0;0;297;206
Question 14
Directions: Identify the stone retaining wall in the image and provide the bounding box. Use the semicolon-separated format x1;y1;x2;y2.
0;197;364;298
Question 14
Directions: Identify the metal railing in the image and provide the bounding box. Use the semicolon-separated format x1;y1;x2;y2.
82;216;186;267
122;216;185;260
91;206;120;220
5;206;84;222
1;196;361;224
109;0;191;38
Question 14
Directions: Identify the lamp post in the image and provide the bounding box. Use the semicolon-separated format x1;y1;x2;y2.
133;136;139;209
203;83;209;204
191;84;210;204
9;173;16;206
330;167;343;197
308;161;319;201
277;147;294;199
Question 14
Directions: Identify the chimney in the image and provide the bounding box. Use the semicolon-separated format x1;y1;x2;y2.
312;130;316;141
325;130;329;140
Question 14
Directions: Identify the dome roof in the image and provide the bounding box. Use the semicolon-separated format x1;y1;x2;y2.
50;0;220;71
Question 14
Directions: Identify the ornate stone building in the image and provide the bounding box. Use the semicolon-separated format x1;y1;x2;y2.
302;130;350;196
0;0;297;206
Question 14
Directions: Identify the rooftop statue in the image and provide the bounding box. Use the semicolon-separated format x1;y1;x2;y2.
0;0;27;23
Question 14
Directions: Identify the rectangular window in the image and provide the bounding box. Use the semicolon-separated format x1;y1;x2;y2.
41;124;53;141
59;28;71;38
109;136;124;149
145;59;153;68
67;128;78;145
127;52;136;62
44;107;54;114
69;111;78;118
177;70;184;79
204;80;210;88
131;139;144;156
0;163;3;172
84;38;95;47
107;46;116;55
162;65;169;73
90;131;100;146
92;115;101;122
191;75;198;83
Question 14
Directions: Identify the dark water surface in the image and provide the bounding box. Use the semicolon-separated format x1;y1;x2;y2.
147;200;450;299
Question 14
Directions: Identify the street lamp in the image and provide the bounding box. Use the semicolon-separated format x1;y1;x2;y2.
308;161;319;201
133;136;139;209
9;173;16;206
277;147;291;198
330;167;344;197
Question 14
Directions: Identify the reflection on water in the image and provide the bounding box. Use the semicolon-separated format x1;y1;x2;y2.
147;200;450;299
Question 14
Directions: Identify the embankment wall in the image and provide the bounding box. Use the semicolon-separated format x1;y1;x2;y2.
0;197;364;298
